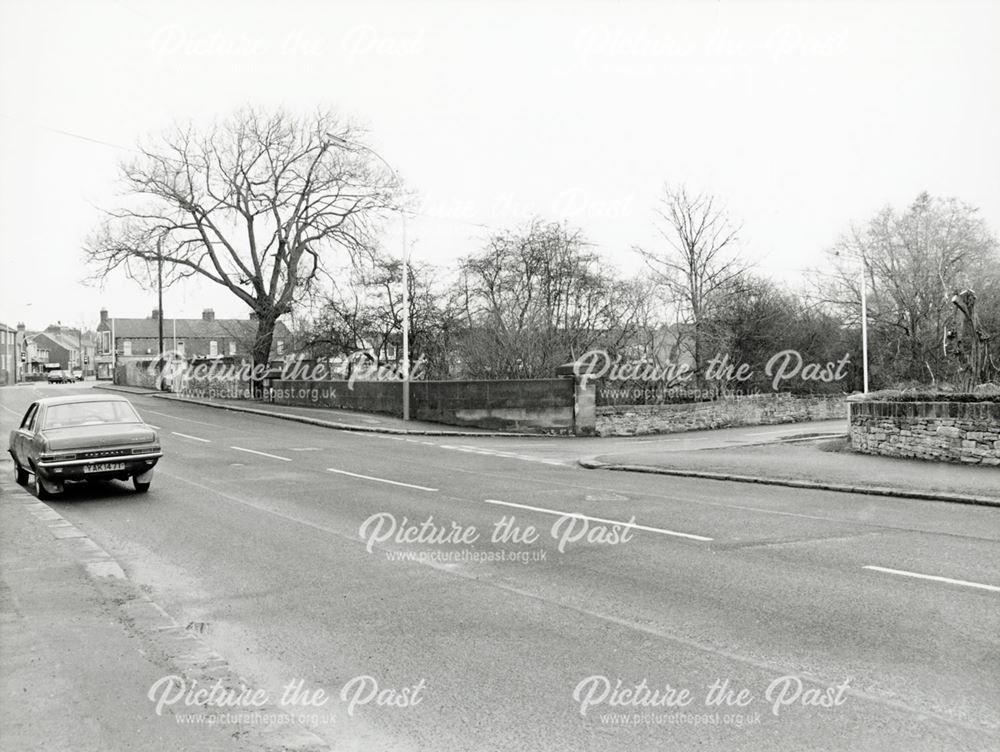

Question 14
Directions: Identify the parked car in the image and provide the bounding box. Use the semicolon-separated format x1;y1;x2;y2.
47;370;72;384
8;394;162;498
71;370;84;382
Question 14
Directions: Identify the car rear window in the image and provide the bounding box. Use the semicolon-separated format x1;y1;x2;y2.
44;401;142;428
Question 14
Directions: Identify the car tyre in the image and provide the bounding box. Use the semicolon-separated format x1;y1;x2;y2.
133;477;151;493
14;463;28;485
33;472;51;500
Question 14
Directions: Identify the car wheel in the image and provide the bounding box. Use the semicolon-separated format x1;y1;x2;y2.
14;463;28;485
133;477;151;493
33;472;51;500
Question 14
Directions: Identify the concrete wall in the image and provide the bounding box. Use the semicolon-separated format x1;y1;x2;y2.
271;378;577;434
849;400;1000;465
596;393;846;437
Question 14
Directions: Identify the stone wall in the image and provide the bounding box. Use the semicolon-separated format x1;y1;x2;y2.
596;393;846;437
271;378;578;434
849;400;1000;465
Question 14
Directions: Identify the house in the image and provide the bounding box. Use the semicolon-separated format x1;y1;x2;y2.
94;308;292;380
27;324;97;375
0;322;18;385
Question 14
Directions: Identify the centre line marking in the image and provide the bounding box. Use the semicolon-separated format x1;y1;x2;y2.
232;446;292;462
483;499;713;541
327;468;438;492
863;565;1000;593
145;409;219;427
171;431;210;443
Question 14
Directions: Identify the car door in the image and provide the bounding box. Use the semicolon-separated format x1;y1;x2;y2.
12;403;39;465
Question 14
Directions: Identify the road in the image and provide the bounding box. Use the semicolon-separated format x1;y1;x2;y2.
2;382;999;751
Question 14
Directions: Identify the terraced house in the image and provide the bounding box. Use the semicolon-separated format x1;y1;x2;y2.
94;307;292;380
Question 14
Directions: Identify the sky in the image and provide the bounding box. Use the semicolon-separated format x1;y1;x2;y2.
1;0;998;332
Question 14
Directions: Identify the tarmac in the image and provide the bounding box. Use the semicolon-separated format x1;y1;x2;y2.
95;383;999;506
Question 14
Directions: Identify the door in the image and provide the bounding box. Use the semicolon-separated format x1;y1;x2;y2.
12;402;38;465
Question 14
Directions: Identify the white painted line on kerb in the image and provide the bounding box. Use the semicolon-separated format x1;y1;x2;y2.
171;431;211;443
327;468;438;492
863;565;1000;593
231;446;292;462
483;499;713;542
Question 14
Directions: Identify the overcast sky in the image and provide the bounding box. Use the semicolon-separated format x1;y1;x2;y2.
1;0;997;331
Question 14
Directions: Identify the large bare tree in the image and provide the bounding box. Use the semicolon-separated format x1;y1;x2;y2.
635;185;746;382
86;107;399;371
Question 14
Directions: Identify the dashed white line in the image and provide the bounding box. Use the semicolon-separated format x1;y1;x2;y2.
144;409;219;427
231;446;292;462
483;499;713;542
327;468;438;492
171;431;211;443
146;424;161;430
863;565;1000;593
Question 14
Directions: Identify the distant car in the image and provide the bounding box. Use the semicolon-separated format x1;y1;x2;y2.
71;370;84;382
8;394;162;498
47;370;72;384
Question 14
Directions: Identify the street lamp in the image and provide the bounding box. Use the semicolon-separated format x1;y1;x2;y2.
326;133;411;420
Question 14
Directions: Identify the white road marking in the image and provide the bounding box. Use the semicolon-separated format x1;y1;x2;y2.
1;404;21;416
289;447;321;452
483;499;713;541
146;424;161;430
231;446;292;462
171;431;211;443
144;409;219;427
327;468;438;492
863;565;1000;593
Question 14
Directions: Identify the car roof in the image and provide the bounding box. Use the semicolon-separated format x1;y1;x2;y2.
34;394;135;407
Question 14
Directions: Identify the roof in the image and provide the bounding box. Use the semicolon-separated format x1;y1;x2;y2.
32;394;133;407
104;317;291;341
0;321;16;333
34;330;81;351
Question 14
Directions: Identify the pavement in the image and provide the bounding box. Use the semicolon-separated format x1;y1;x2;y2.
2;381;999;751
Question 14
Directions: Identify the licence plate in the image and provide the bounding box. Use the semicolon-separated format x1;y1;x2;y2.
83;462;126;473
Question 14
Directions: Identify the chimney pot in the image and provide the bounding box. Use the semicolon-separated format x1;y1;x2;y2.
152;309;160;320
202;309;215;321
100;309;108;323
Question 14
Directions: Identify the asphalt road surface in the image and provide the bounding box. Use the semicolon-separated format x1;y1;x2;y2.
2;382;998;751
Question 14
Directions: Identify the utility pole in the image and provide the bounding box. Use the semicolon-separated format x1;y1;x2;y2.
157;237;165;387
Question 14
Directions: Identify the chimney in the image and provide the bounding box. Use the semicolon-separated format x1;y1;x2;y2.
100;309;108;324
249;312;258;320
17;323;25;332
152;309;160;320
202;309;215;321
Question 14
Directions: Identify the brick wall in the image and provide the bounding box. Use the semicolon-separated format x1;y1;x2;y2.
596;393;846;437
849;400;1000;465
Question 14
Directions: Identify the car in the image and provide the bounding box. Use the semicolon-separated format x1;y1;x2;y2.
71;370;84;382
47;370;72;384
8;394;162;499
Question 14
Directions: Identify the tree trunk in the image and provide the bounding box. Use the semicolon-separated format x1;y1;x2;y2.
251;311;278;399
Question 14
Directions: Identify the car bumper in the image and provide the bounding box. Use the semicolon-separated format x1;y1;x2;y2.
36;453;162;481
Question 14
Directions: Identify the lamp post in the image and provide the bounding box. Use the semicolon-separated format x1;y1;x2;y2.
325;133;410;420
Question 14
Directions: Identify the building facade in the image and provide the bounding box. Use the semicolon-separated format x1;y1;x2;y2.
95;308;292;380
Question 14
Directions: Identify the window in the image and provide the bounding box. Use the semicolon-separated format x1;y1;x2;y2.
209;340;218;357
229;341;237;356
276;340;285;355
123;340;132;356
44;400;142;428
20;404;38;431
100;330;111;353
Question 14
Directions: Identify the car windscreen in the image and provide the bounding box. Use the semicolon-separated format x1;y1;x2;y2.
43;401;143;428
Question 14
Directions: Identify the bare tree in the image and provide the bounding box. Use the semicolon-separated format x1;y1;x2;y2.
635;185;745;383
85;107;399;371
823;193;999;386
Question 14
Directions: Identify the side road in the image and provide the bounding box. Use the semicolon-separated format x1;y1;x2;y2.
94;384;997;505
